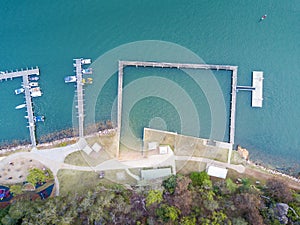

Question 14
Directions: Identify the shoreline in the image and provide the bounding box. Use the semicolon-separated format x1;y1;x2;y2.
247;160;300;185
1;134;299;186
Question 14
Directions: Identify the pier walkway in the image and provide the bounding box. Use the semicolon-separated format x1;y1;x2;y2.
23;75;37;147
117;61;238;157
74;59;85;138
0;67;39;147
0;67;39;81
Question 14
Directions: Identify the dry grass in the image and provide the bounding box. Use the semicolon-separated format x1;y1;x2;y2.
64;150;112;167
230;151;247;165
176;161;206;175
58;168;138;195
57;169;111;195
144;128;229;163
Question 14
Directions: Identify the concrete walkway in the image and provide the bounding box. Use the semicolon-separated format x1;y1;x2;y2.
0;138;245;196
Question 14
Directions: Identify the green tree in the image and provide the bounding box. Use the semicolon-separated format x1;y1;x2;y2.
162;175;177;194
1;214;15;225
156;204;180;222
190;171;211;188
10;185;23;196
26;168;47;186
146;190;163;207
180;216;196;225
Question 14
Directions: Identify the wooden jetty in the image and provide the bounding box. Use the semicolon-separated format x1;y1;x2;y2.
74;59;85;138
0;67;40;147
117;61;238;157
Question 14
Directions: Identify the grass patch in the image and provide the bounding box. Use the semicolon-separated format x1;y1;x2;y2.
176;161;206;175
58;169;137;195
64;150;112;167
64;151;90;166
230;150;246;165
57;169;112;195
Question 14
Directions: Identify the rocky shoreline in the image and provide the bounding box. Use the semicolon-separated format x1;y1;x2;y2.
237;145;300;184
0;121;115;153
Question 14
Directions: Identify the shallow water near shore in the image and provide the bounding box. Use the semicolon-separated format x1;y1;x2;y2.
0;1;299;173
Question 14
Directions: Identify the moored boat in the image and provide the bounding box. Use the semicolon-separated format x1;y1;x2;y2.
29;76;39;81
15;88;25;95
82;68;93;74
15;103;26;109
29;82;39;87
31;90;42;97
64;76;77;83
82;77;93;84
81;59;91;65
30;87;41;92
34;116;45;122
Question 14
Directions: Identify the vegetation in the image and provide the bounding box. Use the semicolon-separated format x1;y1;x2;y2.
26;168;47;186
9;185;22;196
1;172;300;224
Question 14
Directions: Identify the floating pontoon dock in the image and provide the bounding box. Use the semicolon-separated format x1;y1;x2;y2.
252;71;264;107
236;71;264;108
117;61;238;157
0;67;40;147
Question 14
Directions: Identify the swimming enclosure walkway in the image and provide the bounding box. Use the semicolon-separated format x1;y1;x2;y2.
0;67;40;147
117;61;238;157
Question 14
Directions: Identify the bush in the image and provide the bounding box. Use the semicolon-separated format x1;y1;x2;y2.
162;175;177;194
190;171;211;188
26;168;47;186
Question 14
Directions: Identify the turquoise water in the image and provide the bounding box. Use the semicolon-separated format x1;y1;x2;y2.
0;1;299;170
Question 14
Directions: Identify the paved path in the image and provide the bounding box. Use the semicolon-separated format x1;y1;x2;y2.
0;138;245;196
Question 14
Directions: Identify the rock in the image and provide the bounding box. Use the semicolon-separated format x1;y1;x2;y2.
237;145;249;160
274;203;289;224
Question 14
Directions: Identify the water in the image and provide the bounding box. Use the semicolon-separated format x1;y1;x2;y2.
0;1;299;171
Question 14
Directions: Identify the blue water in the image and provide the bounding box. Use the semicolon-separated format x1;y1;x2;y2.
0;1;299;171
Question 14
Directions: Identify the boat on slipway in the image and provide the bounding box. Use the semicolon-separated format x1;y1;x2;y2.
15;103;26;109
15;88;25;95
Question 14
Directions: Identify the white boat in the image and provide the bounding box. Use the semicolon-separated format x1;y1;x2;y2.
31;90;42;97
64;76;77;83
15;104;26;109
29;76;39;81
29;82;38;87
81;59;91;65
82;68;93;74
15;88;25;95
30;87;41;92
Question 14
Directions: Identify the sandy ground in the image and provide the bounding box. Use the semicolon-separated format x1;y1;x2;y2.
0;157;45;185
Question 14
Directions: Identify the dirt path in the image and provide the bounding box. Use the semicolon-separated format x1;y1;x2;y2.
245;167;300;191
